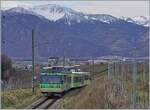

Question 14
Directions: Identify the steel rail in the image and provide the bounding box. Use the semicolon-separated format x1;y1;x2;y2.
25;97;49;109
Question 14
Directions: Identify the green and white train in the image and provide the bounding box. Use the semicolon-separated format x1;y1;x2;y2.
40;66;90;96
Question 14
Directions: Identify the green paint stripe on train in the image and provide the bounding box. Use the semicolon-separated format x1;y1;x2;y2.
40;84;62;88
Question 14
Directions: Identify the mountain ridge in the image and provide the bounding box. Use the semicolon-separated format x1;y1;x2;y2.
3;4;149;27
1;4;149;58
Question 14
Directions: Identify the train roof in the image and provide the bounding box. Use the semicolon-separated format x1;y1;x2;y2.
42;66;53;69
40;72;69;75
42;66;76;69
40;71;89;75
41;65;89;75
72;72;90;74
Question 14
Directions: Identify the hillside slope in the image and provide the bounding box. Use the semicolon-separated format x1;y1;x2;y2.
56;63;149;109
57;74;131;109
58;75;106;109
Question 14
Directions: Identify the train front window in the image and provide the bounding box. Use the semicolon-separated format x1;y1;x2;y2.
41;68;52;73
40;75;62;84
41;67;64;73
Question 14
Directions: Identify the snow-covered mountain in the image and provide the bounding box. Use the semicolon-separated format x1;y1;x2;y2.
3;4;119;25
29;4;119;25
2;4;149;27
4;7;45;19
132;16;149;27
121;16;149;27
31;4;70;22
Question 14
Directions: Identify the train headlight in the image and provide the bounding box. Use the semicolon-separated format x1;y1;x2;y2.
33;76;37;80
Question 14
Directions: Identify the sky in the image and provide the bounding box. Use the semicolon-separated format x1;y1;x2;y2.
1;1;149;18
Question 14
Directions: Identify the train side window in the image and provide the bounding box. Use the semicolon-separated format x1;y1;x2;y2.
61;80;64;84
69;77;71;83
67;76;71;83
70;69;75;72
74;77;77;83
63;75;66;83
61;76;64;84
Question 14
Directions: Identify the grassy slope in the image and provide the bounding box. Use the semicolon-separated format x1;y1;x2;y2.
57;63;149;109
58;75;106;109
1;88;41;109
58;63;109;109
57;75;131;109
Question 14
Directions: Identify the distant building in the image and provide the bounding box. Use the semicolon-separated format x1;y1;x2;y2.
12;63;25;69
48;57;59;66
88;59;108;64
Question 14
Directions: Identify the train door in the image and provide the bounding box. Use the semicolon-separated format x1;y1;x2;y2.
67;75;71;89
63;75;67;91
71;74;74;88
64;75;71;90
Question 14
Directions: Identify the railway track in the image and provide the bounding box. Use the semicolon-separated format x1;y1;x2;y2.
25;87;84;109
25;97;57;109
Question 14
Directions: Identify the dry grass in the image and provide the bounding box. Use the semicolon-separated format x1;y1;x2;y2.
57;62;149;109
58;75;107;109
58;75;133;109
58;72;145;109
57;64;113;109
1;88;41;109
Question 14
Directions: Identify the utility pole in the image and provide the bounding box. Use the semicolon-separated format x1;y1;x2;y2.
92;58;94;79
62;46;65;66
63;56;65;66
133;47;137;108
108;61;112;79
32;29;35;93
